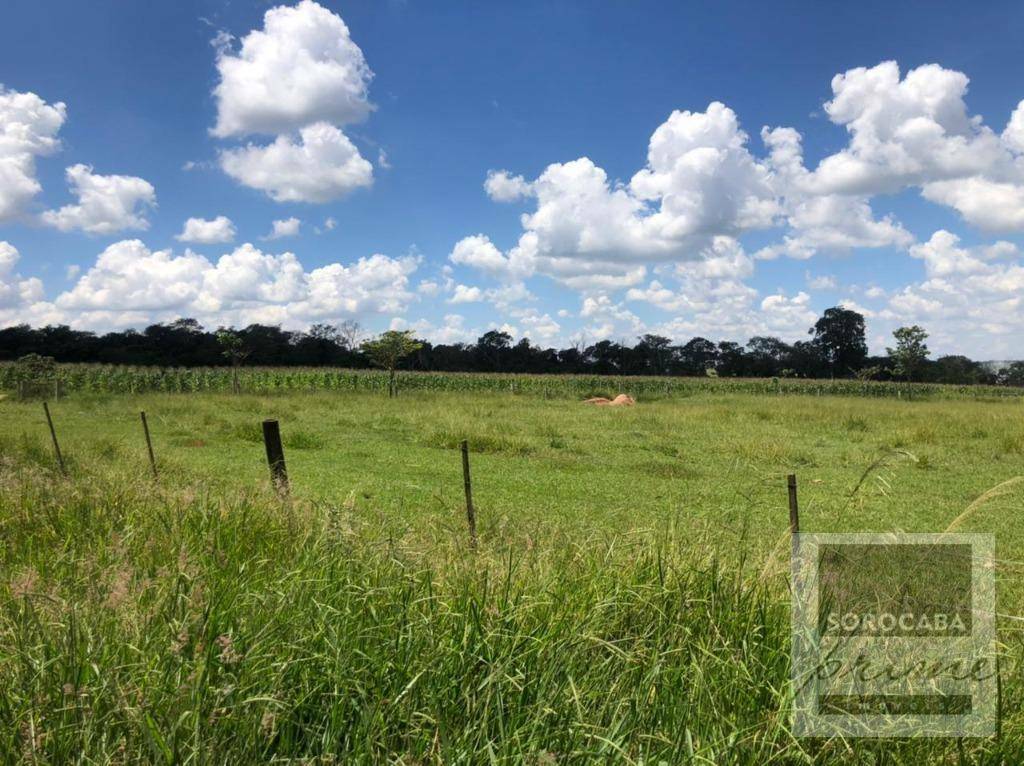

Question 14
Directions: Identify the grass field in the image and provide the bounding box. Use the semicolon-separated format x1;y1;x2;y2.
2;387;1024;762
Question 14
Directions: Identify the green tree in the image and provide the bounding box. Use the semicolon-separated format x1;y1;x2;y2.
1000;361;1024;386
216;329;248;394
474;330;513;372
810;307;868;378
360;330;423;397
887;325;930;382
635;334;673;375
679;337;718;376
932;355;983;385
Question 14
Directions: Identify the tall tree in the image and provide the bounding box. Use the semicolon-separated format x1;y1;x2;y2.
932;355;983;384
887;325;930;382
746;336;792;377
216;329;248;394
336;320;362;351
474;330;513;371
715;341;747;376
585;340;625;375
360;330;423;397
810;307;868;378
1002;362;1024;386
678;337;718;376
634;334;673;375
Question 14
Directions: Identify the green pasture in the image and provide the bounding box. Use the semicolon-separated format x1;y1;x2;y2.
1;388;1023;762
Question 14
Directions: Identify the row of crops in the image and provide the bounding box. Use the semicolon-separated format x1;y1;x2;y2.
2;362;1023;400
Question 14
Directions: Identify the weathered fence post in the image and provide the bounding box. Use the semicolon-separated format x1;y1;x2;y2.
140;411;157;478
262;419;289;494
787;473;800;535
42;401;66;475
461;439;477;547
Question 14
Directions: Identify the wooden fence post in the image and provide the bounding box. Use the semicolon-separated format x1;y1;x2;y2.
262;419;289;494
43;401;66;475
461;440;477;547
787;473;800;536
140;411;157;478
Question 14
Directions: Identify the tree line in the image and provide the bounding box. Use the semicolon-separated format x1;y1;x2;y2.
1;307;1022;386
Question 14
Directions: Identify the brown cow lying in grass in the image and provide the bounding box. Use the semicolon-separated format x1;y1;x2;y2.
583;394;636;406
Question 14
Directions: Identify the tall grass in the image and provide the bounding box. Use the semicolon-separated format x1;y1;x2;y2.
2;457;1023;762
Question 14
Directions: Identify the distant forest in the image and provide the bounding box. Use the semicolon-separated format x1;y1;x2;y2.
2;306;1022;386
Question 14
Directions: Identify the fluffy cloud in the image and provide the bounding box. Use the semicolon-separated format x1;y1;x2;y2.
446;281;531;310
456;103;779;289
390;313;481;345
757;125;913;259
763;62;1024;232
16;238;417;330
417;279;441;297
807;273;837;290
212;0;372;138
264;216;301;239
484;170;532;202
220;122;372;203
57;240;209;312
579;293;645;340
0;241;44;308
920;178;1024;231
628;102;778;237
907;229;1015;277
809;62;1004;195
302;253;418;318
509;307;561;345
449;233;533;281
212;2;375;203
620;238;819;342
457;60;1024;347
675;236;753;280
0;88;66;222
448;284;483;304
41;164;155;234
876;230;1024;356
176;215;236;244
758;291;817;335
1003;101;1024;154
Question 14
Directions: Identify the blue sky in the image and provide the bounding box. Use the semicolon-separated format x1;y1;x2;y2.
2;0;1024;358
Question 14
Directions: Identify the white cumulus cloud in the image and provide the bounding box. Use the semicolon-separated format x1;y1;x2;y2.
0;241;44;308
41;164;155;234
484;170;532;202
449;284;484;304
264;216;301;239
0;87;66;223
16;239;418;331
449;233;533;281
220;122;372;203
455;102;779;288
212;2;375;204
763;61;1024;232
176;215;236;244
211;0;372;138
876;230;1024;356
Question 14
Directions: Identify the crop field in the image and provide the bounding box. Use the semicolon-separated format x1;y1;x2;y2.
4;361;1024;400
2;380;1024;762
